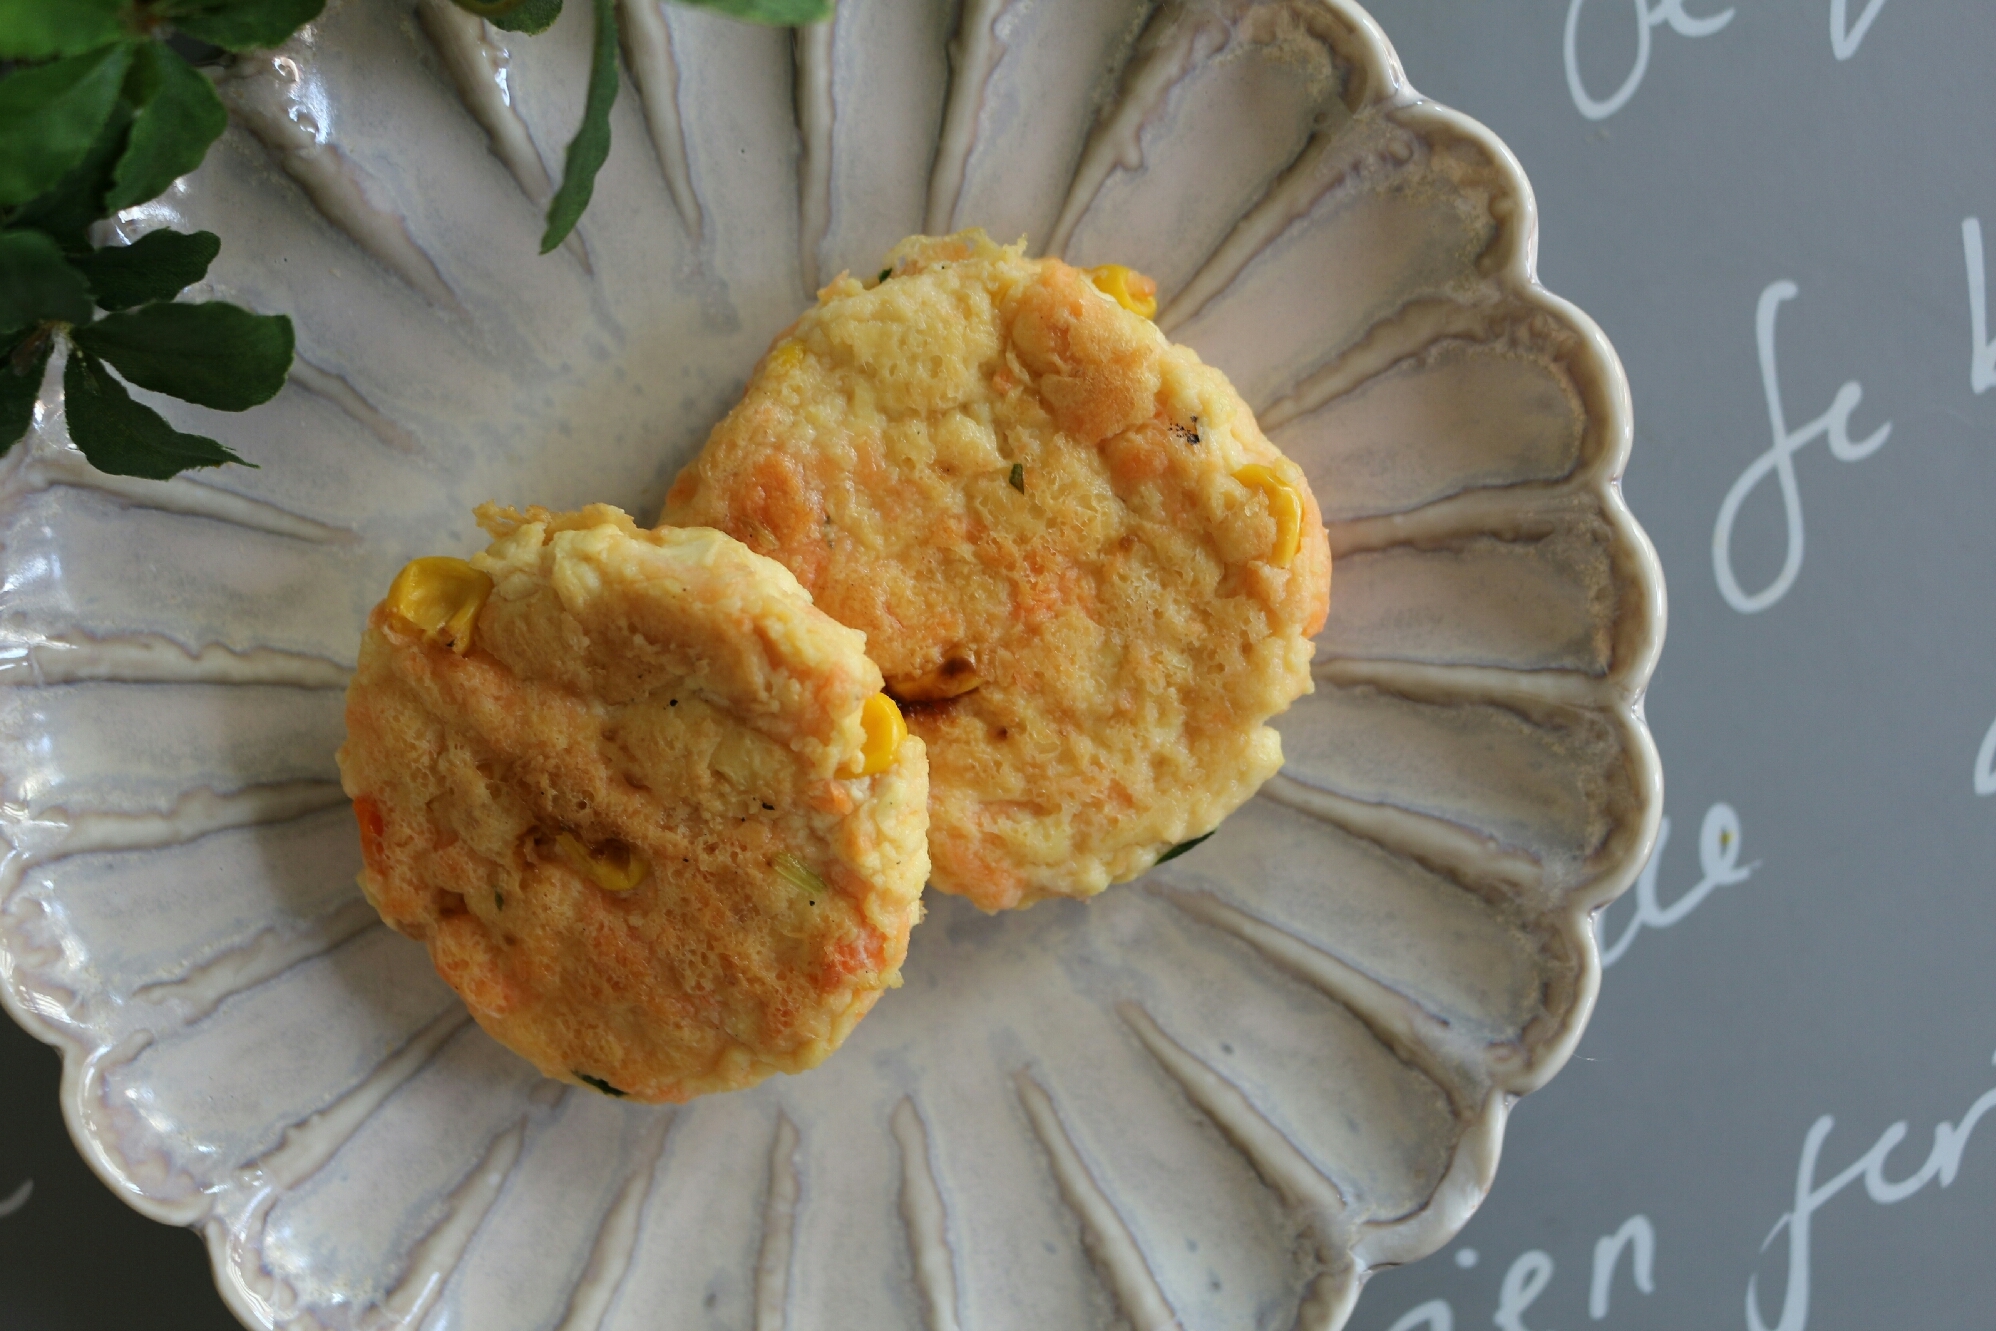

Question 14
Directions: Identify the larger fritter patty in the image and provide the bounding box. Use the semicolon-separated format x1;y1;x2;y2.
337;504;929;1101
662;231;1330;911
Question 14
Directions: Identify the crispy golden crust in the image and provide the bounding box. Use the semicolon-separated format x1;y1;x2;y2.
337;505;929;1102
662;232;1331;911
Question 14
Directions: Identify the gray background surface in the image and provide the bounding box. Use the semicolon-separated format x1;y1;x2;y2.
1349;1;1996;1328
3;2;1993;1329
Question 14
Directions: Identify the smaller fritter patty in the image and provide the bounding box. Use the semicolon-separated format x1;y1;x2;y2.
337;504;928;1102
663;231;1331;912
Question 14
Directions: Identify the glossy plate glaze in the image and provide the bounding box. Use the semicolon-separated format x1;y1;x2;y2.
0;1;1663;1327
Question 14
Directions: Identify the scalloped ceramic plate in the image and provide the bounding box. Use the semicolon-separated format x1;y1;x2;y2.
0;1;1663;1327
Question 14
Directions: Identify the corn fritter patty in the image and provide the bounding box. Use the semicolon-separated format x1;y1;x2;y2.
337;504;929;1101
662;231;1331;911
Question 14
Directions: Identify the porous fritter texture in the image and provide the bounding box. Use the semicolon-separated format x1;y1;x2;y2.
337;504;929;1102
662;232;1331;911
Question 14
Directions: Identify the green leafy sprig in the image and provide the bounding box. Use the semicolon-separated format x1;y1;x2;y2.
0;0;832;478
0;0;320;478
455;0;833;254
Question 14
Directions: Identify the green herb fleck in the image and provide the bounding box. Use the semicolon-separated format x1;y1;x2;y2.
577;1073;628;1097
1155;831;1215;865
1008;462;1024;493
494;890;505;910
774;852;828;899
877;267;892;283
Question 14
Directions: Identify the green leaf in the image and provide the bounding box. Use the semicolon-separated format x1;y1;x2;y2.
0;230;94;333
0;43;135;208
575;1073;627;1097
162;0;326;51
7;101;134;250
1154;831;1215;865
487;0;563;34
0;0;125;59
70;229;220;310
0;331;52;455
63;346;246;477
73;301;293;410
105;43;228;211
539;0;616;254
675;0;832;24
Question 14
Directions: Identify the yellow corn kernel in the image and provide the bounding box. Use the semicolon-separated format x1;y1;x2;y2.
387;557;492;654
1088;264;1159;319
1234;465;1302;568
556;833;649;892
768;342;806;373
857;692;906;776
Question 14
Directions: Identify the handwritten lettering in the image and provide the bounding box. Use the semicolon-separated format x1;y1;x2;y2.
1380;1218;1654;1331
1829;0;1890;60
1976;713;1996;796
1964;220;1996;799
0;1179;28;1220
1563;0;1734;120
1963;218;1996;394
1589;1215;1656;1318
1387;1300;1454;1331
1564;1;1883;121
1713;281;1892;614
1747;1049;1996;1331
1494;1250;1554;1331
1599;803;1755;967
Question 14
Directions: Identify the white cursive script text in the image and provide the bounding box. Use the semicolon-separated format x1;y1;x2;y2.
1712;281;1891;614
1746;1049;1996;1331
1829;0;1890;60
1600;803;1755;966
1563;0;1734;120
